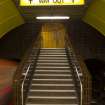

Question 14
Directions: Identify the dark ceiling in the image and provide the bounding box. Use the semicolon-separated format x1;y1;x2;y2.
13;0;93;22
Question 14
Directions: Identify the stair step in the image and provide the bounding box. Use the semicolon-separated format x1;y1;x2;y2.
37;63;69;66
30;85;75;90
35;70;71;72
38;57;67;60
30;89;76;92
28;91;76;96
28;96;77;99
28;91;76;97
31;84;74;86
33;76;72;79
34;71;71;75
40;51;66;53
27;97;78;104
40;48;65;49
36;67;70;69
40;50;65;52
34;74;72;76
40;49;65;52
32;80;74;84
39;55;66;57
37;60;68;63
32;79;73;81
33;74;72;79
40;53;66;55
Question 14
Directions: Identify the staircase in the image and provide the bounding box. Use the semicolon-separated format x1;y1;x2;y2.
26;48;79;105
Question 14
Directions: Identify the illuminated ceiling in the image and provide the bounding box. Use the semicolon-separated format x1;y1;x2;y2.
13;0;93;22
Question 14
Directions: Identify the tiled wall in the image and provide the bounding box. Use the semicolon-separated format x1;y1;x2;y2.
66;20;105;62
0;23;42;60
1;20;105;62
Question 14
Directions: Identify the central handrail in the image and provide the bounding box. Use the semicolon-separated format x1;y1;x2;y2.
21;64;31;105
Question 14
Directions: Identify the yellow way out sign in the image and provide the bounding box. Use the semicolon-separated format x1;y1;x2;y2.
20;0;84;6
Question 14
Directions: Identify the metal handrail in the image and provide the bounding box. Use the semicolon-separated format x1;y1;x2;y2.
67;45;83;105
65;35;91;105
13;34;41;105
74;65;83;105
21;64;31;105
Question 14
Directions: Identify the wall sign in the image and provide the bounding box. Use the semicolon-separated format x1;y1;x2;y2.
20;0;84;6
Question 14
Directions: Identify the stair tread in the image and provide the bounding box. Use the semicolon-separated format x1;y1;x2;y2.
29;89;76;92
38;57;67;59
31;84;74;86
35;70;71;72
28;96;77;99
39;55;67;57
36;67;70;68
37;63;69;65
34;74;72;76
34;72;71;75
39;53;66;55
32;79;73;81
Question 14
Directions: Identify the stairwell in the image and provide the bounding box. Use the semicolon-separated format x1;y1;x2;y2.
26;48;79;105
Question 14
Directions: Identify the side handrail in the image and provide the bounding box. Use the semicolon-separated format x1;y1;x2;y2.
65;36;83;105
21;64;31;105
13;34;41;105
67;46;83;105
65;35;91;105
74;65;83;105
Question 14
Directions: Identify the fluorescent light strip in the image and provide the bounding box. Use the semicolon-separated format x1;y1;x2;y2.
36;16;70;20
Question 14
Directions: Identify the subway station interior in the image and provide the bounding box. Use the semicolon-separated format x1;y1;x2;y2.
0;0;105;105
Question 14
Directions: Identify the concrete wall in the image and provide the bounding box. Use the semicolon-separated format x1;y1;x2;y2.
0;0;24;38
83;0;105;36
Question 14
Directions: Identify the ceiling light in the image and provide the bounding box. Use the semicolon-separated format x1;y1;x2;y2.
36;16;70;20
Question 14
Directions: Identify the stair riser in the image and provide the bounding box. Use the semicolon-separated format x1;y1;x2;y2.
36;67;71;70
38;60;68;62
27;98;78;104
28;91;77;96
37;65;69;67
30;86;75;90
32;76;72;79
34;71;71;74
32;81;74;84
38;57;68;60
37;63;69;65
